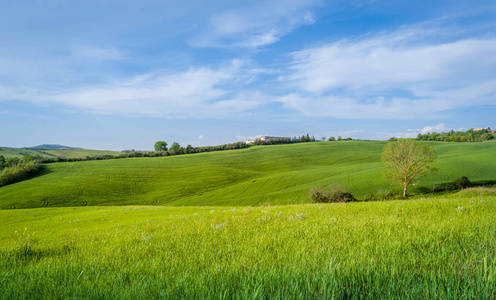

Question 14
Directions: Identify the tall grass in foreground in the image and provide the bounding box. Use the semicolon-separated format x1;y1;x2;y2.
1;196;495;298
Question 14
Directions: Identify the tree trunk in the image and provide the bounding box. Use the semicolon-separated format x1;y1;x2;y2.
403;185;407;197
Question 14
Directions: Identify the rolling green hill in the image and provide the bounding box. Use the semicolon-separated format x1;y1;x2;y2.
1;141;496;209
40;148;122;158
0;147;52;158
0;147;121;159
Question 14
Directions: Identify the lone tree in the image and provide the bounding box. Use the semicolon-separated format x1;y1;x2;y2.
154;141;168;152
382;139;437;197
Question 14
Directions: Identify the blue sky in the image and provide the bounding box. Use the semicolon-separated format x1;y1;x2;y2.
1;0;495;150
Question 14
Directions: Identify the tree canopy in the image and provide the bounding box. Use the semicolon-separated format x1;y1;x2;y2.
382;140;437;197
169;142;181;155
416;128;494;142
154;141;168;152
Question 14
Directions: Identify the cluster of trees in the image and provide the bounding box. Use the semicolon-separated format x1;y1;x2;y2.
153;141;249;156
327;136;353;141
249;135;315;145
0;155;42;187
39;155;119;163
249;134;353;146
415;128;494;142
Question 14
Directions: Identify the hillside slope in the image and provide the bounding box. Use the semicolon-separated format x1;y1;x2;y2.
0;147;120;158
1;141;496;209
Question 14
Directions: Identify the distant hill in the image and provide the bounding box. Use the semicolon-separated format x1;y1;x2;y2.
27;144;80;150
0;147;121;159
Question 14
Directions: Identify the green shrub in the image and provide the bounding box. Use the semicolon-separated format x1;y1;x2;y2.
431;176;474;192
0;161;41;187
309;187;331;203
448;176;472;190
309;184;356;203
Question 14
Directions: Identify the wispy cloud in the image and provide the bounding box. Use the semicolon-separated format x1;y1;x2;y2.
190;0;319;48
3;61;266;118
277;23;496;119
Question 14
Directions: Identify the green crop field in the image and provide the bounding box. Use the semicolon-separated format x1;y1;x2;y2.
1;141;496;209
40;149;122;158
0;147;121;159
1;194;495;298
0;148;52;158
1;141;496;298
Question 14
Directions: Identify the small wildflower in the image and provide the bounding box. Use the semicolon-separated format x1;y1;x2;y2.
290;213;305;220
213;222;227;229
258;215;271;221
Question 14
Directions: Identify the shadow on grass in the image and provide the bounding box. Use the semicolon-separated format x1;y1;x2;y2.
8;245;76;263
30;165;53;179
0;165;52;189
417;177;496;195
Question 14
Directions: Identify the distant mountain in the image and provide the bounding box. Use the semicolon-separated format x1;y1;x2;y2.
27;144;81;150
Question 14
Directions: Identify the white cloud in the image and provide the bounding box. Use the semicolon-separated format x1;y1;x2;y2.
235;30;279;48
190;0;319;48
198;135;205;140
237;135;263;142
277;24;496;119
5;61;266;118
379;123;469;140
419;123;447;134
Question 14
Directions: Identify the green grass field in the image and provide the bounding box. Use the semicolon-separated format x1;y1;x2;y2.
0;194;494;298
1;141;496;298
1;141;496;209
40;149;122;158
0;147;121;159
0;148;53;158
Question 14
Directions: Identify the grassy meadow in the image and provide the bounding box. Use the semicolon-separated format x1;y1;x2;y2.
1;141;496;209
1;141;496;298
1;194;495;298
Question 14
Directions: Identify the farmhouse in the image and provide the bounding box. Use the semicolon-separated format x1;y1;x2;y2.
473;128;495;133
